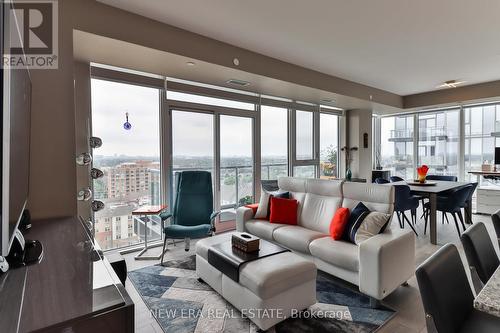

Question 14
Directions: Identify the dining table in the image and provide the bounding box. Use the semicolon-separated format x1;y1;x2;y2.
474;266;500;318
390;180;472;245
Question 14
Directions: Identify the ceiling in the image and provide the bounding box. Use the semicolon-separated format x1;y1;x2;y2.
97;0;500;96
74;30;402;113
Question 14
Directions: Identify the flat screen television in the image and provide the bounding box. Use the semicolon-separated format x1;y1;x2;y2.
1;2;32;257
495;147;500;165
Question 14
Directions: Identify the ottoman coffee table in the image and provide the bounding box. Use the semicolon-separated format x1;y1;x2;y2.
195;232;317;331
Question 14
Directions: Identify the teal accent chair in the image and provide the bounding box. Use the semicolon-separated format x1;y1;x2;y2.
160;171;220;263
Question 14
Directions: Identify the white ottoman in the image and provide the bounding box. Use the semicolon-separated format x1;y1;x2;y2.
195;232;317;331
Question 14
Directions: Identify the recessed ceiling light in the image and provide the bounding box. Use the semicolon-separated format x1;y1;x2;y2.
226;79;250;87
186;61;196;66
437;80;466;89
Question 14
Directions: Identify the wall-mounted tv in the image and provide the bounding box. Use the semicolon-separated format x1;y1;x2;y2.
495;147;500;165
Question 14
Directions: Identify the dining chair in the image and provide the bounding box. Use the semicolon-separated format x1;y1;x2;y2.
393;184;419;235
421;175;457;222
424;184;472;237
462;182;478;224
159;171;220;262
416;243;500;333
492;209;500;249
374;177;390;184
389;176;404;182
425;174;458;182
461;222;499;293
389;175;425;223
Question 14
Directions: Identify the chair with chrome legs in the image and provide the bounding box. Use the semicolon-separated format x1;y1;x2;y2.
416;243;500;333
461;222;499;293
159;171;220;264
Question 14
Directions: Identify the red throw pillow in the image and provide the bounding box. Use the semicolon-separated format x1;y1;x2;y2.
245;203;259;216
269;197;298;225
330;207;350;240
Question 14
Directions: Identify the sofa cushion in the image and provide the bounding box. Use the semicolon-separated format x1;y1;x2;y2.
239;251;317;299
330;207;350;240
300;193;343;233
342;182;394;215
269;197;298;225
273;225;328;253
245;220;288;241
309;237;360;272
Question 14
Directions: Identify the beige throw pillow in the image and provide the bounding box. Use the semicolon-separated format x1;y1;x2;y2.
354;212;391;245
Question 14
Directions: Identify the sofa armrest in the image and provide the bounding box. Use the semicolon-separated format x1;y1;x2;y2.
236;207;254;232
359;229;415;300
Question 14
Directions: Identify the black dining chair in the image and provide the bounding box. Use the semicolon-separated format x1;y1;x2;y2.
461;222;499;293
416;243;500;333
492;209;500;250
389;176;404;182
425;174;458;182
389;175;425;224
463;182;478;224
424;184;473;237
374;177;390;184
421;175;458;222
393;185;419;235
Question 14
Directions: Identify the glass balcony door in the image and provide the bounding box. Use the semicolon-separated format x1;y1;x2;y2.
168;102;256;233
219;115;254;225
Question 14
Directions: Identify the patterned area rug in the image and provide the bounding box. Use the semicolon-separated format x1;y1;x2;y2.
129;255;395;333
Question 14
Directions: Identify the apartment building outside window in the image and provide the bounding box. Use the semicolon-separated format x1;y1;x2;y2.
380;115;414;179
464;104;500;181
91;78;161;250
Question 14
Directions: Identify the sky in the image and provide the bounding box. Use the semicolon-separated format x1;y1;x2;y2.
91;78;338;158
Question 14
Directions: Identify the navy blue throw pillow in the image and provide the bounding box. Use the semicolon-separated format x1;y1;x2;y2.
342;202;371;243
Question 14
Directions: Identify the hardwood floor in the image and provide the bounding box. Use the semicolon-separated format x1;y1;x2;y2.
111;210;498;333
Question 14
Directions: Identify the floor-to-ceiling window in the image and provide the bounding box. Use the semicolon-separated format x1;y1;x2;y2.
464;104;500;181
91;68;344;250
167;90;255;230
319;113;339;178
380;115;414;179
417;109;459;176
293;110;317;177
261;105;288;180
91;78;161;250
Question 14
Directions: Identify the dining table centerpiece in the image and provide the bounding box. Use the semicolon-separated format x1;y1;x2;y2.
417;165;429;183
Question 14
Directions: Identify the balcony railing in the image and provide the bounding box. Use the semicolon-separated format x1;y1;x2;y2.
172;163;287;209
389;126;448;142
389;128;414;141
419;126;447;140
493;121;500;137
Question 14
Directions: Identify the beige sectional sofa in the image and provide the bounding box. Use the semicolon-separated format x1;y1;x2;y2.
236;177;416;301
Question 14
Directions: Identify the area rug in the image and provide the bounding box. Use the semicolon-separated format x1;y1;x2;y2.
128;256;395;333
